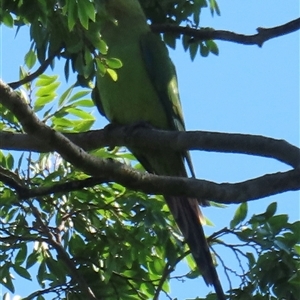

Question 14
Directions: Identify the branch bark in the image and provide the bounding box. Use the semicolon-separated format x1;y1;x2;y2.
8;49;62;89
1;128;299;168
0;80;299;204
2;167;300;205
151;18;300;47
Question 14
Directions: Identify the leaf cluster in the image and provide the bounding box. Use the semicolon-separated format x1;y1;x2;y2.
227;202;300;300
1;1;299;300
0;147;188;299
1;0;220;89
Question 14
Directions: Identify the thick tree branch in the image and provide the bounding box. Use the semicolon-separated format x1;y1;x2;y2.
0;80;299;204
151;18;300;47
1;128;299;168
1;163;300;205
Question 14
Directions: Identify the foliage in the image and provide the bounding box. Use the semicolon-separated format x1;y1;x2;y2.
0;1;299;300
0;0;219;87
1;145;299;299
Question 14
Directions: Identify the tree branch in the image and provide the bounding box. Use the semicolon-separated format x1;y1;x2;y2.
2;162;300;205
30;203;99;300
0;80;299;205
151;18;300;47
8;49;61;90
1;127;299;169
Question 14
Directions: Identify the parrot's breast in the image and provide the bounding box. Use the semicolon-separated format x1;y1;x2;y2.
98;42;169;130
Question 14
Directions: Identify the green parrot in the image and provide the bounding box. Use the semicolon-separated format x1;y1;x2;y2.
93;1;225;299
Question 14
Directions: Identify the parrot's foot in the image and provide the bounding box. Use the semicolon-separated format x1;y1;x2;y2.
197;199;210;207
128;121;154;129
124;121;155;136
102;123;122;151
103;123;120;131
104;121;154;133
103;122;154;151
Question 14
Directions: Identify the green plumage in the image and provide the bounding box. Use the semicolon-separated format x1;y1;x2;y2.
93;1;225;299
94;0;189;177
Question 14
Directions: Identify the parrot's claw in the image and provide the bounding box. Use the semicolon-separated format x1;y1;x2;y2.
124;121;154;135
103;123;120;131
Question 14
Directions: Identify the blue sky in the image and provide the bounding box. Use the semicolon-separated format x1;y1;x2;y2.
165;2;299;298
1;1;299;299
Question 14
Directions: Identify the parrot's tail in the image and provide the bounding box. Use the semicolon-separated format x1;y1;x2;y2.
165;196;226;300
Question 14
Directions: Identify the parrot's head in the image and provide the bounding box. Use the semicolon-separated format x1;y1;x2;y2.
100;0;148;31
102;0;145;20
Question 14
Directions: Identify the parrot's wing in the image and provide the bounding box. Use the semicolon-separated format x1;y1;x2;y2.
91;81;106;117
140;32;185;131
140;32;195;177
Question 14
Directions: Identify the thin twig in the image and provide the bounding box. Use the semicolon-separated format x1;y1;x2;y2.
29;202;99;300
8;49;62;89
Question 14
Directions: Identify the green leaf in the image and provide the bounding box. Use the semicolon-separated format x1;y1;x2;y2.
36;74;58;87
69;233;86;256
65;107;95;120
246;252;256;267
51;117;74;128
34;95;56;110
26;252;39;269
274;239;290;253
24;49;37;69
200;43;209;57
230;202;248;229
265;202;277;218
67;90;91;103
96;58;107;76
71;99;95;107
19;66;31;90
58;85;74;107
185;252;197;271
64;58;70;82
82;0;95;22
209;0;221;16
186;269;200;279
13;264;32;280
206;40;219;56
147;258;164;276
294;244;300;255
163;32;177;49
268;214;288;234
5;207;19;223
66;0;77;31
73;119;94;131
1;11;14;27
107;68;118;81
77;0;95;29
45;259;66;283
15;244;27;265
189;42;199;61
288;220;300;241
0;270;14;293
6;153;14;169
37;262;46;288
106;58;123;69
97;38;108;54
35;82;60;97
74;52;85;75
19;66;28;80
182;34;191;52
17;153;25;170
